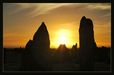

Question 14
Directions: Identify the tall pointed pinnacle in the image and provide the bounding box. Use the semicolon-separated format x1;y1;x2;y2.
40;21;46;29
33;21;47;40
33;21;50;47
81;16;86;20
42;21;45;25
24;21;50;70
79;16;96;48
79;16;97;71
80;16;86;29
38;22;47;31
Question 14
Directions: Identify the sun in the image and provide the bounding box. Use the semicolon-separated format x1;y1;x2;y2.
50;29;74;48
58;34;67;44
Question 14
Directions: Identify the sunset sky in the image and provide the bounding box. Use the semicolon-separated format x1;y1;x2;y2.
3;3;111;48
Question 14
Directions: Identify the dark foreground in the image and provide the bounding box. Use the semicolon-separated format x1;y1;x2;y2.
3;47;111;71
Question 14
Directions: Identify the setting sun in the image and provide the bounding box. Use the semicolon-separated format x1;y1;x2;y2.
50;29;77;48
3;3;111;72
59;35;66;44
3;3;111;49
57;29;70;45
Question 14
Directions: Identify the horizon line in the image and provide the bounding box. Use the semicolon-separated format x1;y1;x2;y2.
3;46;111;49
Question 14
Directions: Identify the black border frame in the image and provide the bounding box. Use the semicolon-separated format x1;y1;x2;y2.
1;0;112;74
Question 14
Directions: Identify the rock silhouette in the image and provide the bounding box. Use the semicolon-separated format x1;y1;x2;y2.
79;16;97;71
72;43;77;51
21;22;51;71
4;17;110;71
58;44;67;51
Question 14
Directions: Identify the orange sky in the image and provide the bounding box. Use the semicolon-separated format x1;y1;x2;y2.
3;3;111;48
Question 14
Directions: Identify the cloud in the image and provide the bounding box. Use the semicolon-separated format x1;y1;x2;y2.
4;3;74;17
86;3;111;10
3;3;111;48
3;3;111;18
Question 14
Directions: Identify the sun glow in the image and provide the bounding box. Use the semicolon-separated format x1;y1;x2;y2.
59;34;66;44
3;3;111;48
51;29;77;48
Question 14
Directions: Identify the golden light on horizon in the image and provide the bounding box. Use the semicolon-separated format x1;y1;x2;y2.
3;3;111;48
50;29;77;48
